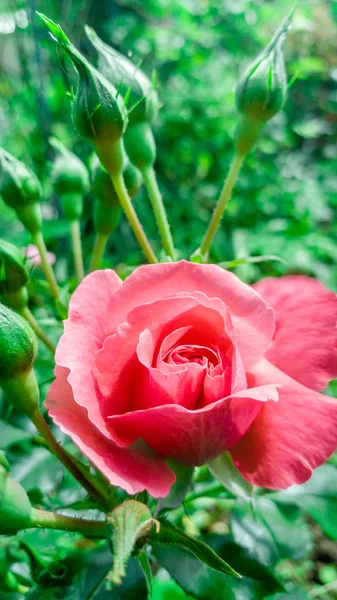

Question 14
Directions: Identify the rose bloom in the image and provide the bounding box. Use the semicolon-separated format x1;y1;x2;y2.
46;261;337;497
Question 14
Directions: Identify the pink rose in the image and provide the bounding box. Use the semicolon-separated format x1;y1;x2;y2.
45;261;337;497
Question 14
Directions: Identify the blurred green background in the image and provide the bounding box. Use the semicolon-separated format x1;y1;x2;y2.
1;0;337;287
1;3;337;599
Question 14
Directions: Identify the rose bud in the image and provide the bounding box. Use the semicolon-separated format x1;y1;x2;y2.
85;26;159;126
0;240;29;312
84;26;158;170
0;465;32;534
0;302;39;417
0;148;42;235
234;12;291;155
50;137;90;222
38;14;127;176
91;155;142;235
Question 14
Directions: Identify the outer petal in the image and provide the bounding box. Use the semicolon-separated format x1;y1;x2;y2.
104;261;275;369
230;359;337;489
254;276;337;391
107;384;279;465
55;270;122;438
45;367;176;497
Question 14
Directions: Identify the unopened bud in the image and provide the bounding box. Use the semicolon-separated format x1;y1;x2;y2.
0;240;29;312
0;149;42;234
234;12;292;155
50;138;89;221
85;26;159;125
0;303;39;416
39;14;127;176
124;122;156;170
91;156;142;235
0;466;32;534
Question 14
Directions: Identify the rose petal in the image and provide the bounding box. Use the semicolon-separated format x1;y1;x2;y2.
95;294;235;413
107;384;279;465
55;270;122;438
45;367;176;497
104;261;275;369
254;276;337;391
230;359;337;489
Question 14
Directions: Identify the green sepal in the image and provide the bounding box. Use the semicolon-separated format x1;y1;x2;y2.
85;25;159;125
155;461;194;516
0;466;32;534
208;452;253;501
0;148;42;234
124;121;156;170
107;499;157;585
151;519;240;579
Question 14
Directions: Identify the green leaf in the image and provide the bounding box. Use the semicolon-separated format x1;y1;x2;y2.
26;544;147;599
152;533;283;600
0;419;34;449
152;578;194;599
155;461;194;516
208;453;253;501
269;464;337;540
230;497;313;567
152;520;240;579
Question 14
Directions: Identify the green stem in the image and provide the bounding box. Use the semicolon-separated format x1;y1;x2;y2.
30;508;107;538
70;219;84;282
111;172;158;264
142;166;175;260
199;153;245;260
31;410;108;510
32;231;61;301
89;232;109;272
21;306;56;354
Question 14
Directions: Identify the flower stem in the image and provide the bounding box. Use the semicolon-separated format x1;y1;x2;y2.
70;219;84;282
111;172;158;264
89;232;109;272
31;410;109;509
199;153;245;260
142;166;175;260
32;231;61;301
21;306;56;354
30;508;107;538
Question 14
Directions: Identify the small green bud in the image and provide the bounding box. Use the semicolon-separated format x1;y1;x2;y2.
0;466;32;534
50;138;90;221
234;12;292;155
85;26;159;125
124;122;156;170
0;240;29;294
236;19;288;122
0;303;39;416
91;156;142;235
0;303;37;379
0;149;42;234
39;14;127;175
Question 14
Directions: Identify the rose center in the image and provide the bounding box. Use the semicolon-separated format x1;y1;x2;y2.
163;343;221;369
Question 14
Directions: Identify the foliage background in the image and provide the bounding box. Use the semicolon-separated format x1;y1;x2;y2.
0;0;337;599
